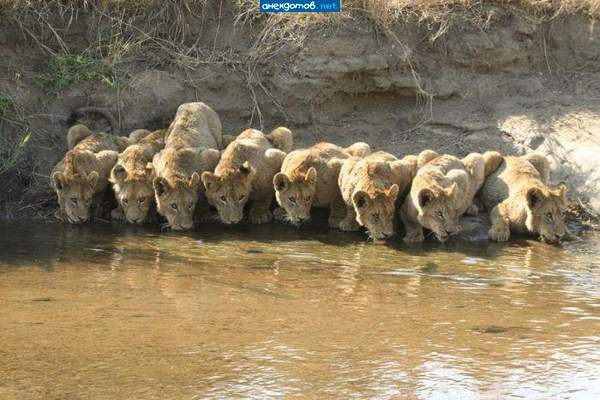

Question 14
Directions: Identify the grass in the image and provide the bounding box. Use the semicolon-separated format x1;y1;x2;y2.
0;94;31;176
36;52;114;96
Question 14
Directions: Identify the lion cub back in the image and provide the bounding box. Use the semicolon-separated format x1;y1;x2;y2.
165;102;222;150
480;154;549;210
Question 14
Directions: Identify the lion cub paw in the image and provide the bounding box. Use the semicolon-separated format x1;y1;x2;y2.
250;209;273;224
273;207;287;222
489;226;510;242
338;219;359;232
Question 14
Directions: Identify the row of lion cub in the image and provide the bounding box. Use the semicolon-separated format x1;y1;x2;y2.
51;102;569;243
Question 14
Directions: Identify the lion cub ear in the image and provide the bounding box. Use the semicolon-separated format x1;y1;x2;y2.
239;161;255;177
145;163;155;183
526;187;545;210
554;183;567;202
446;182;458;198
305;167;317;185
352;190;370;209
153;176;169;197
418;188;435;209
387;184;399;201
188;172;200;189
87;171;99;189
52;171;65;190
273;173;290;192
201;172;218;190
112;165;127;182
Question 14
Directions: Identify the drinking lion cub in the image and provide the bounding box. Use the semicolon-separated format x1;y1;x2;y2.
51;124;130;223
202;127;293;225
400;150;496;243
273;142;370;226
151;102;222;230
338;151;418;240
110;129;167;224
479;152;568;243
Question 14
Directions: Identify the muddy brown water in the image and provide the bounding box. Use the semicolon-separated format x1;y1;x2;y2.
1;220;599;399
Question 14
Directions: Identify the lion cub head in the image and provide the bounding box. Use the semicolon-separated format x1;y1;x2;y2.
526;184;567;243
153;173;200;231
201;162;255;225
110;163;155;224
273;167;317;225
415;184;461;242
52;151;100;223
353;184;399;240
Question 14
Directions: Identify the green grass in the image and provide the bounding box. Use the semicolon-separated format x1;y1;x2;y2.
0;94;31;176
36;53;113;96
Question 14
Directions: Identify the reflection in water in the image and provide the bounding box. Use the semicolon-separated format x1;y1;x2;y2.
0;221;599;399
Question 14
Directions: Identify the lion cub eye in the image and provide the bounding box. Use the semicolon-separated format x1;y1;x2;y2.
545;212;553;219
138;197;145;204
70;197;78;205
188;203;193;210
122;198;129;205
220;195;227;203
436;210;444;218
372;213;380;221
288;196;296;204
171;203;178;210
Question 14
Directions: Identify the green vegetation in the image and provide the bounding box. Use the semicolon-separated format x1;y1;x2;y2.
36;53;113;96
0;94;31;175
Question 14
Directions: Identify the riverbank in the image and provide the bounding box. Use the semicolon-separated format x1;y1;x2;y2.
1;0;600;220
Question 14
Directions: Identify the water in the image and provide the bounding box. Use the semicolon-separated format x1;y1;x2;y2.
1;220;599;399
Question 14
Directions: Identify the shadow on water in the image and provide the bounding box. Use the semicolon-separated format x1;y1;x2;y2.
0;212;573;270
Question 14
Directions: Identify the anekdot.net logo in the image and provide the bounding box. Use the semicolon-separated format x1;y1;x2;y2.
260;0;341;12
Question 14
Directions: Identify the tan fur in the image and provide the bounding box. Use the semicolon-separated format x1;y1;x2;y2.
52;125;128;223
202;128;293;225
338;151;418;240
110;129;167;224
480;153;568;243
483;150;504;177
274;142;369;226
151;102;222;231
265;127;293;153
344;142;371;158
222;134;236;149
66;124;93;149
128;129;152;144
400;150;486;243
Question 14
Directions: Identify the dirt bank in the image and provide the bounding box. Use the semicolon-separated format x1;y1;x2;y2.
1;1;599;219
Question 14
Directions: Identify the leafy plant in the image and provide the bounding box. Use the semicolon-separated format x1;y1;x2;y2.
36;53;113;96
0;94;31;175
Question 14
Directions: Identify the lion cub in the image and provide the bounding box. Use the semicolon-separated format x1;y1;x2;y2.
202;127;293;225
338;151;418;240
400;150;493;243
110;129;167;224
151;102;222;231
480;152;568;243
273;142;371;226
51;124;125;223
